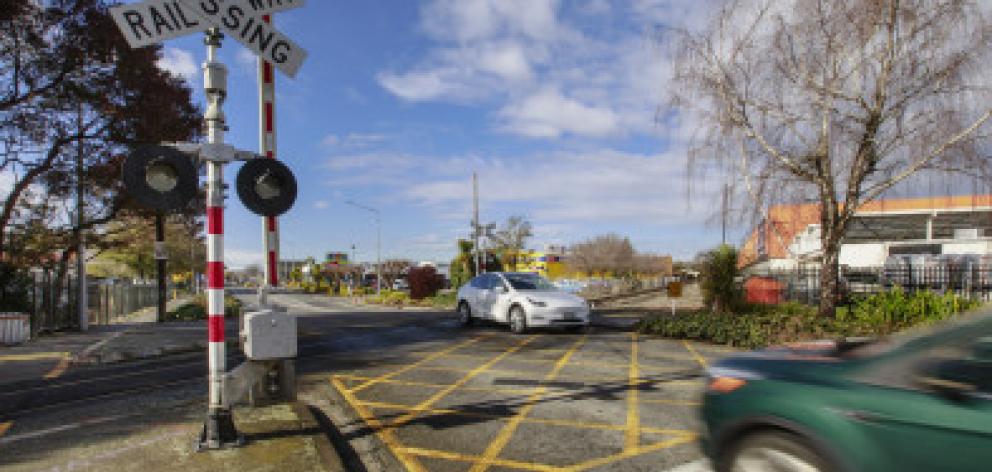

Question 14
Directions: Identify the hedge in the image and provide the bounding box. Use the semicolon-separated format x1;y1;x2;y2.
638;288;981;349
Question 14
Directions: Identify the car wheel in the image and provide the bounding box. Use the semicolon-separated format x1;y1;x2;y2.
566;325;588;334
509;305;527;334
457;302;473;328
726;431;829;472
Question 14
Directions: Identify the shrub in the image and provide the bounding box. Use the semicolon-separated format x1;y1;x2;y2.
164;294;242;322
408;266;444;300
841;287;981;335
700;245;742;314
430;291;457;309
638;289;980;348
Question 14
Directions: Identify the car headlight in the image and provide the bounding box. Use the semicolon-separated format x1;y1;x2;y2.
705;367;764;394
526;297;547;307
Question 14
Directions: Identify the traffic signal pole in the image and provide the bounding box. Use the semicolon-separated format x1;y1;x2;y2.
198;28;242;450
259;14;279;290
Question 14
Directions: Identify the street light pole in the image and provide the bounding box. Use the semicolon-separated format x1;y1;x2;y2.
346;200;381;296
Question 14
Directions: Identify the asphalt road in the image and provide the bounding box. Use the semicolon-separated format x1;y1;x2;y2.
0;292;735;472
267;292;735;472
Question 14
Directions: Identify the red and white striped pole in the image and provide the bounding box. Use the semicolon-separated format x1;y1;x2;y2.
198;28;240;449
259;14;279;289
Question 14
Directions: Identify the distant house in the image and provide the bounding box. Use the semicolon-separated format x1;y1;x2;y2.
740;194;992;270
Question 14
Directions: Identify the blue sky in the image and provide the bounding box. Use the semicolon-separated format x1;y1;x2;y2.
152;0;730;268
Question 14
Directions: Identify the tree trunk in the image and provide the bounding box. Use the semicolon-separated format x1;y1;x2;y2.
818;231;842;318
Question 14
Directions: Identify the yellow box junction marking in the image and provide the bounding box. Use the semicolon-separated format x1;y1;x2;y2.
350;399;691;436
625;332;640;451
390;335;539;427
351;335;488;394
332;376;429;472
682;340;710;369
469;335;588;472
331;333;701;471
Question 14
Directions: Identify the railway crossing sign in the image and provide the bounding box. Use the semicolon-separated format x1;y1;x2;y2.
110;0;307;77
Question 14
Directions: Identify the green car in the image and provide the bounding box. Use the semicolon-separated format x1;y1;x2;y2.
700;311;992;472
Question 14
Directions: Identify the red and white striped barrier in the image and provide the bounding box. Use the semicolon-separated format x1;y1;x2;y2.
259;14;279;288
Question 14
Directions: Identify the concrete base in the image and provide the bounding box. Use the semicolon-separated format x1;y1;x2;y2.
195;407;244;451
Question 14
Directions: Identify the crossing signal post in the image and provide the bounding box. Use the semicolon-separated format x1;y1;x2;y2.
112;0;307;452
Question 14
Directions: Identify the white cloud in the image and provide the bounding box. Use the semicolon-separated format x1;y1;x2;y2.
376;0;708;139
313;200;330;209
157;48;198;82
421;0;561;42
498;88;619;138
321;148;717;232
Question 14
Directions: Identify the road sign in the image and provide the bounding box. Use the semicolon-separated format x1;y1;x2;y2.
178;0;307;78
110;0;307;77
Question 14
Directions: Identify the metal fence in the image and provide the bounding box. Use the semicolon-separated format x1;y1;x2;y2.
24;270;163;336
746;263;992;306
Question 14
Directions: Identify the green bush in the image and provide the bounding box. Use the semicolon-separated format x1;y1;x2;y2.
163;294;242;322
638;289;981;348
429;291;457;309
700;245;742;314
369;289;410;306
840;287;981;335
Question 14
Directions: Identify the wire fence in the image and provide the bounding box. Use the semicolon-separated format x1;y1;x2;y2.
745;264;992;306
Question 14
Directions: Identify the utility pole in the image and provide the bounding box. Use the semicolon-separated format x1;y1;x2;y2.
472;172;480;275
346;200;381;296
76;103;87;331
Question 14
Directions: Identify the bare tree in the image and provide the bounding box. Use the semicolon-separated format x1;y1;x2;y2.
567;234;636;277
672;0;992;316
488;215;534;270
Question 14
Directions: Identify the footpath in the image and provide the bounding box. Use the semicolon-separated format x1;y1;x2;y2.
0;295;345;472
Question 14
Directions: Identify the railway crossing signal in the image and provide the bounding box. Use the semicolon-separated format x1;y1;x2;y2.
110;0;306;77
111;0;307;452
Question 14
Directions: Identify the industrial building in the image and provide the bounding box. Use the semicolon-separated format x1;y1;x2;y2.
740;195;992;270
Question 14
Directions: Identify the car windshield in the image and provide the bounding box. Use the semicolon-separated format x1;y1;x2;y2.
504;274;556;291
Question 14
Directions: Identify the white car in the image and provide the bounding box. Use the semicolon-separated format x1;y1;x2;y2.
456;272;590;334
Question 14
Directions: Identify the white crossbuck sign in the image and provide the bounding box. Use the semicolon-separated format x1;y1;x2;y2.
110;0;307;77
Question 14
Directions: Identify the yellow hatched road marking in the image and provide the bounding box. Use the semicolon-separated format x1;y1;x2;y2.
351;335;488;393
639;398;701;406
390;335;539;427
335;374;537;395
0;352;68;362
625;332;640;451
470;335;588;472
349;399;692;436
682;341;710;369
0;421;12;437
416;350;692;371
410;364;702;386
563;432;698;471
332;376;428;472
44;353;71;379
398;446;560;471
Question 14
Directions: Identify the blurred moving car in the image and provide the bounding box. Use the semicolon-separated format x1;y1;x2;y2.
700;310;992;472
456;272;589;333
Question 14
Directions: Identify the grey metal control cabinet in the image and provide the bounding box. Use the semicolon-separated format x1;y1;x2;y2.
243;310;297;360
